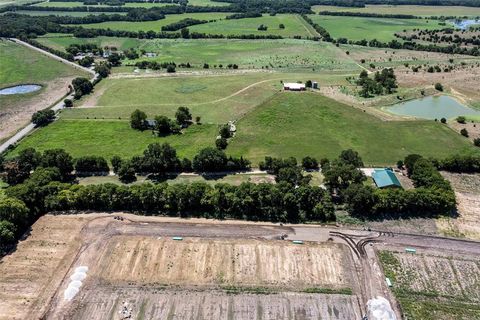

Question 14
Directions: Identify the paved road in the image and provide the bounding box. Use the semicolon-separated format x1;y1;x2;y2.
0;39;97;154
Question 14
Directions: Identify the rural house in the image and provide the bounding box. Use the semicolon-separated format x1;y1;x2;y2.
283;83;306;91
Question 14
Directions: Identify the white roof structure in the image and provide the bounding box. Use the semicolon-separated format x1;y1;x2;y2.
284;83;305;90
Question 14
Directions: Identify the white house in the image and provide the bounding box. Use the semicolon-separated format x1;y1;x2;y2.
283;83;306;91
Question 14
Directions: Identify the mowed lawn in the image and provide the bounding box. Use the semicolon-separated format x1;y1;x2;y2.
11;120;217;160
227;92;479;166
312;4;480;17
189;14;317;37
308;15;443;41
72;13;230;32
0;40;85;88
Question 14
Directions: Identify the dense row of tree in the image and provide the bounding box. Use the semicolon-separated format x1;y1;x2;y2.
161;18;208;31
226;12;262;19
318;11;418;19
301;14;332;41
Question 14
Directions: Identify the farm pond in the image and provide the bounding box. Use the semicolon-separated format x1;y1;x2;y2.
385;95;480;120
0;84;42;95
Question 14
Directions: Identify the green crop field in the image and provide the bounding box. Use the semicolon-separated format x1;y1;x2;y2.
308;15;443;41
227;92;479;165
36;34;141;51
61;71;352;123
15;9;127;16
187;0;230;6
0;0;35;7
36;36;359;71
189;14;317;37
0;39;87;90
312;4;480;17
33;1;175;7
11;119;218;160
71;13;231;32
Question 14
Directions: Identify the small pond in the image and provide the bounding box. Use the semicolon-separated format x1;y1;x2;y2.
385;95;480;120
0;84;42;95
450;19;480;30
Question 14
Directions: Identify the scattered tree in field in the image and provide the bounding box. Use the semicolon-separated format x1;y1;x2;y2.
216;137;228;150
64;99;73;108
195;116;201;124
130;109;147;130
474;138;480;147
72;77;93;99
460;128;469;137
32;109;55;127
456;116;466;124
434;82;443;91
257;24;268;31
440;117;447;124
219;125;232;139
279;23;285;29
175;106;192;126
166;64;176;73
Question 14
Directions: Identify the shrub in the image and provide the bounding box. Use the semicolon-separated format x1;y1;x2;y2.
216;137;228;150
474;138;480;147
460;128;469;137
32;109;55;127
434;82;443;91
440;117;447;124
456;116;466;124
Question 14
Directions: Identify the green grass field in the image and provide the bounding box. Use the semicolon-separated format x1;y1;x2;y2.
187;0;229;6
70;12;230;32
15;9;127;16
73;14;316;37
62;71;352;123
11;119;217;160
308;15;443;41
36;34;140;51
312;4;480;17
227;92;479;165
36;36;359;71
189;14;317;37
0;40;86;88
34;1;176;7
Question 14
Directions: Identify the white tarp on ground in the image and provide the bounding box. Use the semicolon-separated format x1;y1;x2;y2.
64;266;88;301
367;296;396;320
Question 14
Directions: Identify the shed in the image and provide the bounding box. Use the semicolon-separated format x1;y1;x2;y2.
284;83;306;91
312;81;318;89
372;169;402;189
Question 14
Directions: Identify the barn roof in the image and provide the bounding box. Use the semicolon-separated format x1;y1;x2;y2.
372;169;402;189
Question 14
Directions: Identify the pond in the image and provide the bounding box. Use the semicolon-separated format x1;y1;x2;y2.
450;19;480;30
0;84;42;95
385;95;480;120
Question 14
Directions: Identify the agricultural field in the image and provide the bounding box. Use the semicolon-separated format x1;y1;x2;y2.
36;36;359;71
0;214;362;320
187;0;230;6
69;12;233;32
378;250;480;320
74;14;316;37
0;0;34;7
227;92;479;165
13;9;126;15
312;4;480;17
0;40;88;141
308;15;443;41
33;0;176;7
189;14;318;37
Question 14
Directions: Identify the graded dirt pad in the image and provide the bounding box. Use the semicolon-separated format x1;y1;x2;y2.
97;237;351;289
0;215;91;320
66;287;361;320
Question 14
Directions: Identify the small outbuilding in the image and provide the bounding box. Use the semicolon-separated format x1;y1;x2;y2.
283;83;306;91
145;119;157;129
372;169;402;189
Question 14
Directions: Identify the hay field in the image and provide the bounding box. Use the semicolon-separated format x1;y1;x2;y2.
312;4;480;16
98;237;351;289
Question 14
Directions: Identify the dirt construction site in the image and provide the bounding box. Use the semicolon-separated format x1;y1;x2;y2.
1;214;480;320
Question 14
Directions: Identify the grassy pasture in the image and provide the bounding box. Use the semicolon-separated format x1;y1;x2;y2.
11;119;217;160
312;4;480;17
63;71;351;123
308;15;443;41
0;40;83;89
14;9;127;16
36;34;141;51
227;92;479;165
35;36;359;71
187;0;230;6
189;14;317;37
70;12;231;32
33;1;176;7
